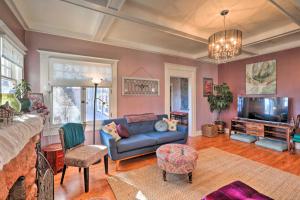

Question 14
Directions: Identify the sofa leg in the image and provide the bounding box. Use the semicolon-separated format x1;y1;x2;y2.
115;160;120;171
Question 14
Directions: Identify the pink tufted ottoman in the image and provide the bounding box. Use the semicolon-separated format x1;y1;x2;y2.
156;144;198;183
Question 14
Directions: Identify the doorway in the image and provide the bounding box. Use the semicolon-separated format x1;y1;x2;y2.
170;77;189;125
165;63;196;136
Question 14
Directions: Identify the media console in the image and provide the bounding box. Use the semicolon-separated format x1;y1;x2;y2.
229;118;293;151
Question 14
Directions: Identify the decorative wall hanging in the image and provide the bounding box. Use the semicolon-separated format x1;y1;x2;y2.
246;60;276;94
203;78;213;97
122;77;160;96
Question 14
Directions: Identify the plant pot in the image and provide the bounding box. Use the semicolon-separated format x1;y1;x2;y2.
214;120;226;134
19;98;31;112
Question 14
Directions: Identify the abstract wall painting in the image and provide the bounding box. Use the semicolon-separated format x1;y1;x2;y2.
246;60;276;94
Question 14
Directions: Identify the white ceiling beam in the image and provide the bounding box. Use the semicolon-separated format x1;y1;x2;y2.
61;0;208;44
269;0;300;26
93;0;126;41
4;0;29;30
244;24;300;47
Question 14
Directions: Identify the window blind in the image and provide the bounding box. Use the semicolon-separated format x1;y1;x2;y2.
0;37;24;93
49;58;112;87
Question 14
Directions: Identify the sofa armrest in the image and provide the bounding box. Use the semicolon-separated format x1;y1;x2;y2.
177;124;188;134
177;125;188;142
100;130;118;160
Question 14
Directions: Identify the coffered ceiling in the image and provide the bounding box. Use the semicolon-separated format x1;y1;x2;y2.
5;0;300;63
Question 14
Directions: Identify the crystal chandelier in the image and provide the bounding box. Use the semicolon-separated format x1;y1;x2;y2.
208;10;242;62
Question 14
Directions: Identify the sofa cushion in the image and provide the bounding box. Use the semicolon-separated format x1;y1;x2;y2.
202;180;272;200
154;120;168;132
116;124;130;138
127;120;155;135
102;122;121;141
117;134;157;153
145;131;185;144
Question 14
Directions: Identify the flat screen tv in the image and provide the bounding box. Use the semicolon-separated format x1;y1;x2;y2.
237;97;289;123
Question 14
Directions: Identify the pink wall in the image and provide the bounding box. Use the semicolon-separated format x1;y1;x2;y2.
0;1;25;44
218;47;300;126
197;63;218;130
25;31;217;139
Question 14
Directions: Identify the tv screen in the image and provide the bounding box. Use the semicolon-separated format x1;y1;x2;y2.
237;97;289;123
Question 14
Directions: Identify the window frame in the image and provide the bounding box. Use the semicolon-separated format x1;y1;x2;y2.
50;85;112;126
39;51;118;135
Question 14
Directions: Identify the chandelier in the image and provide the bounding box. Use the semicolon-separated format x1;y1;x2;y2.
208;10;242;62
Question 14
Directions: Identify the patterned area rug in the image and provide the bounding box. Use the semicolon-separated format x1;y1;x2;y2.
108;147;300;200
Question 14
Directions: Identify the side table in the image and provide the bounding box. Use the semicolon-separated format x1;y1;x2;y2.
42;143;64;175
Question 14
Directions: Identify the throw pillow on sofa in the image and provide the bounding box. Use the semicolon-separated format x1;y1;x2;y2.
116;124;130;138
154;120;169;132
102;122;121;141
163;118;179;131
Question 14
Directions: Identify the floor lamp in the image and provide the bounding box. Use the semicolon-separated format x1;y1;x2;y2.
92;78;103;145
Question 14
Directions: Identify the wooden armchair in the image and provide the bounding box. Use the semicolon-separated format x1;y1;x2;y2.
59;123;108;192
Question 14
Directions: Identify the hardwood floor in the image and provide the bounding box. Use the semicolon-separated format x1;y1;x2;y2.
54;135;300;200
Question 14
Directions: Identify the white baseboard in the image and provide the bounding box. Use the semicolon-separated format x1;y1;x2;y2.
190;130;202;137
225;128;230;134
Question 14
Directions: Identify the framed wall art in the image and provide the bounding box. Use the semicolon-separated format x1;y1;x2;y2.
246;59;276;94
203;78;213;97
122;77;160;96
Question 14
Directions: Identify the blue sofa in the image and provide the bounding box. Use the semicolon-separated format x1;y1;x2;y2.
100;114;188;162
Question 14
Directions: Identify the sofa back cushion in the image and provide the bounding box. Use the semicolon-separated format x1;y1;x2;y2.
102;114;169;136
127;114;168;135
102;118;128;127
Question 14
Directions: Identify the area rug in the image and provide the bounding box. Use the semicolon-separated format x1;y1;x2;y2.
108;147;300;200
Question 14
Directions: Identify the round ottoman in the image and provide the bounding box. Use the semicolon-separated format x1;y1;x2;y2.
156;144;198;183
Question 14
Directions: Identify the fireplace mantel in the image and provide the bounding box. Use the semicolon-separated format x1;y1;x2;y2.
0;114;44;199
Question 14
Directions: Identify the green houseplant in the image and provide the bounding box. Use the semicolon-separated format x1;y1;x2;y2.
14;79;32;112
207;83;233;133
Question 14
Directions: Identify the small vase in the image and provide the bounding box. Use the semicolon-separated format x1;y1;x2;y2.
0;93;21;112
19;98;31;112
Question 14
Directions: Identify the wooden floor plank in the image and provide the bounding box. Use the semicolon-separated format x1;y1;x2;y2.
54;135;300;200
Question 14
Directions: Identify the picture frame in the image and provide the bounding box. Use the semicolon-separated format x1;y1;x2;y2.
203;78;213;97
122;77;160;96
246;60;276;95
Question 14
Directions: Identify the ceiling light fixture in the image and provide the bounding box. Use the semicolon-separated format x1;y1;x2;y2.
208;10;242;62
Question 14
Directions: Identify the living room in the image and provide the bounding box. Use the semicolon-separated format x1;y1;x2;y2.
1;0;300;199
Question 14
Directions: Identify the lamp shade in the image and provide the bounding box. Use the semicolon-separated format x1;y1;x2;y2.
208;29;242;61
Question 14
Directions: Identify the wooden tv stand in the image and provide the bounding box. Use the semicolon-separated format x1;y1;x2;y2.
229;118;293;151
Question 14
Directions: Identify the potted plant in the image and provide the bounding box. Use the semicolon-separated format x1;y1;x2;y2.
207;83;233;133
14;79;32;112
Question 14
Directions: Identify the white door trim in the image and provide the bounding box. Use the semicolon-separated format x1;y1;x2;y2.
164;63;197;136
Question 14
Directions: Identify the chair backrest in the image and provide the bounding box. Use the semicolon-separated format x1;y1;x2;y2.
295;115;300;133
59;123;86;152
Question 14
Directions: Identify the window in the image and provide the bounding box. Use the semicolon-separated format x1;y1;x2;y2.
52;86;81;124
50;58;113;125
0;37;24;93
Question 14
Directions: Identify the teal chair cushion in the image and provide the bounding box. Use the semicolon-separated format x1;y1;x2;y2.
230;134;257;143
62;123;85;150
255;138;288;152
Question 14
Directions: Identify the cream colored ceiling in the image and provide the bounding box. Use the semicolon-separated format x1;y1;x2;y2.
5;0;300;63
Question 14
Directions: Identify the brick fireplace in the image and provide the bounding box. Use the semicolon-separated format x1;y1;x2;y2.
0;135;39;199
